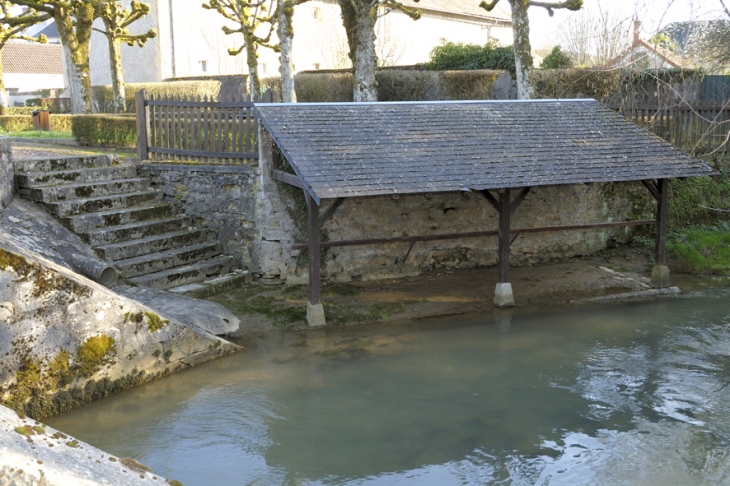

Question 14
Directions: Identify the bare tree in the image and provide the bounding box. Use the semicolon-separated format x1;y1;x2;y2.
203;0;276;100
480;0;583;99
554;1;631;67
12;0;97;114
0;2;50;113
94;0;157;113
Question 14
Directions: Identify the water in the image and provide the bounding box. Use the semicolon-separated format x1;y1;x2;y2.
45;288;730;485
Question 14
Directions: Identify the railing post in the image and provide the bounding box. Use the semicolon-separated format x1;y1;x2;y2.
135;89;149;161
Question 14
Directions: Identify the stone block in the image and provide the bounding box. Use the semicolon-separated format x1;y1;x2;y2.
494;282;515;307
651;265;671;288
307;302;326;328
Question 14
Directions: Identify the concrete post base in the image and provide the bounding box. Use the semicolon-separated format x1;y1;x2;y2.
494;283;515;307
307;302;326;328
651;265;671;288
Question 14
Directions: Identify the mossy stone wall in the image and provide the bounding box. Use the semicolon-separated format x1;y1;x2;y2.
0;138;12;214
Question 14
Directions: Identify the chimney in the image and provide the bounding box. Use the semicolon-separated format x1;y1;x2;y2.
633;19;641;45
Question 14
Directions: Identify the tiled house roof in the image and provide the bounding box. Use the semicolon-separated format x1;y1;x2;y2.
2;42;63;75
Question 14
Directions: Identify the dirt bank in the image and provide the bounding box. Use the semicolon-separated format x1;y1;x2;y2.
212;245;727;338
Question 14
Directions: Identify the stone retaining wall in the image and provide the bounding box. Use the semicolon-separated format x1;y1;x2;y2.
139;163;259;268
0;138;12;214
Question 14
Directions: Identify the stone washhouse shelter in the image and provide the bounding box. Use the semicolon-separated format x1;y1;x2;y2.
255;100;715;328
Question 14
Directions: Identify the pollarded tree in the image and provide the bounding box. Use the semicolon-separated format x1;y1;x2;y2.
338;0;421;102
203;0;277;100
480;0;583;99
12;0;97;113
93;0;157;113
276;0;306;103
0;2;50;113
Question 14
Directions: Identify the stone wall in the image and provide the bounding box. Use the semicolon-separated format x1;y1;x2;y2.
254;135;656;284
0;238;239;420
139;163;259;268
0;138;12;214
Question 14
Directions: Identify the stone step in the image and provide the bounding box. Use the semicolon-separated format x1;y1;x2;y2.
45;190;163;217
169;270;253;298
114;242;223;278
60;203;174;233
31;178;150;203
13;154;115;173
16;165;138;189
127;255;235;290
95;228;207;261
84;215;192;247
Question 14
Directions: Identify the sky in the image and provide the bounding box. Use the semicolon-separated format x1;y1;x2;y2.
528;0;726;48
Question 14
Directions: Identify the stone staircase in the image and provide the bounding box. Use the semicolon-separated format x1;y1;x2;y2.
14;154;238;291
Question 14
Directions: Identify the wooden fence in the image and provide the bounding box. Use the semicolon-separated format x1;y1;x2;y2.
135;90;278;164
610;103;730;158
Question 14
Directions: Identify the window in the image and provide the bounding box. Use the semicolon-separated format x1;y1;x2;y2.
261;63;267;74
313;7;322;20
199;60;208;73
314;63;320;70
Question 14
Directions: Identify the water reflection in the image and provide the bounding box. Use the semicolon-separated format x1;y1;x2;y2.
45;289;730;485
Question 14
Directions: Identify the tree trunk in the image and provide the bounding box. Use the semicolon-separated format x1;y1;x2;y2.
338;0;378;102
245;34;261;101
508;0;535;100
0;53;6;115
108;36;126;113
55;6;94;114
277;0;297;103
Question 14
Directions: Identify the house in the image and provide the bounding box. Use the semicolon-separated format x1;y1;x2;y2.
605;20;694;70
87;0;512;87
2;41;65;106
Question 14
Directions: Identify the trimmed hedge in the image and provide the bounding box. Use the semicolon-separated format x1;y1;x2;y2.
71;115;137;148
0;114;73;132
422;41;516;72
6;107;43;115
92;80;222;113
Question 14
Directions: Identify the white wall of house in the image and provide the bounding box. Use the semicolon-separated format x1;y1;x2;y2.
88;0;513;87
5;73;65;93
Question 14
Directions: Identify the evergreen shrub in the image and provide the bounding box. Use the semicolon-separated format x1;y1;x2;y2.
422;41;516;72
71;115;137;148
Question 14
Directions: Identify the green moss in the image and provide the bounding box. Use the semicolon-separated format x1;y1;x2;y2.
65;440;79;448
322;301;410;326
167;480;184;486
121;458;152;473
52;432;67;440
145;311;169;333
75;335;116;377
14;425;35;437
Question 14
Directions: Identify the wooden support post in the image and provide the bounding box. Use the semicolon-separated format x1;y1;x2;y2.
498;189;511;283
652;178;671;288
494;188;515;307
655;178;668;266
135;90;149;161
304;189;326;327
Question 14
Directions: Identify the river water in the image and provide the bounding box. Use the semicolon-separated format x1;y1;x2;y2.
45;288;730;485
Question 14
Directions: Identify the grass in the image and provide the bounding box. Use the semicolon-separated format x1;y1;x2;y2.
666;222;730;275
5;130;73;139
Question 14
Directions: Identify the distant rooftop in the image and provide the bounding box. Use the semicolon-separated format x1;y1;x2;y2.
3;42;63;75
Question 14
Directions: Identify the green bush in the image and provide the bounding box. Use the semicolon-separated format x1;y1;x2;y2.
294;73;353;102
422;41;516;72
92;80;222;113
72;115;137;148
540;46;573;69
6;107;44;115
0;114;72;132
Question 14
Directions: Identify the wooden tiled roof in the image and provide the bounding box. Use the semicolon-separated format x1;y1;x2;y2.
256;100;715;204
2;42;63;75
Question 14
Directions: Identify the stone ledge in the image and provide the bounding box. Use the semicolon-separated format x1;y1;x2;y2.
141;162;258;174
